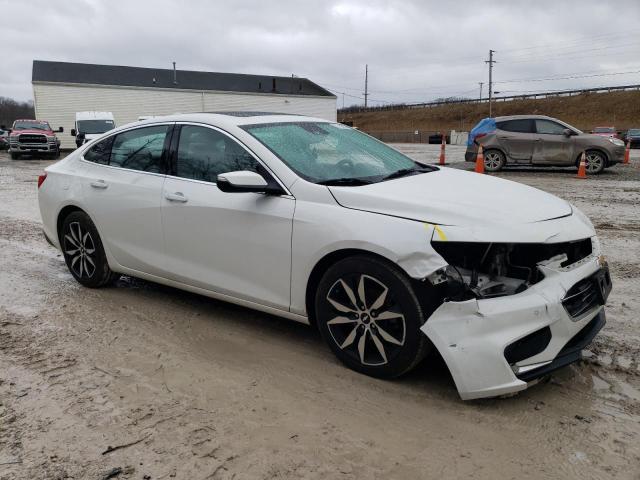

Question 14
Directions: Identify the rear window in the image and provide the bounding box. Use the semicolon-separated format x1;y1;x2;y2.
496;119;534;133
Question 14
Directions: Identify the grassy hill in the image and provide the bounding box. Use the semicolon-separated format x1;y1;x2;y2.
338;89;640;134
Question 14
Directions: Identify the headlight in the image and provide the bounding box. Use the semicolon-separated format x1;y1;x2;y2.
608;138;624;146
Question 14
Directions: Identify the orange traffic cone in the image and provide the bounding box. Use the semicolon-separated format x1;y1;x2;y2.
577;151;587;178
439;132;446;165
623;139;630;165
475;144;485;173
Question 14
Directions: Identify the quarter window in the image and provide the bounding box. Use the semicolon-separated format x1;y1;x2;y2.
535;120;568;135
496;119;534;133
84;136;114;165
175;125;259;183
110;125;169;173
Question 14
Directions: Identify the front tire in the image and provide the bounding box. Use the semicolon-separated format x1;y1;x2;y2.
584;150;605;174
10;152;20;160
60;211;119;288
315;255;430;379
484;149;506;172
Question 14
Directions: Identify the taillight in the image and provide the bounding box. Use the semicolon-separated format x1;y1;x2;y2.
37;173;47;188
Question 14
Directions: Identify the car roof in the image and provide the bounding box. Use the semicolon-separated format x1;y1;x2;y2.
76;111;115;120
493;115;557;122
124;112;332;129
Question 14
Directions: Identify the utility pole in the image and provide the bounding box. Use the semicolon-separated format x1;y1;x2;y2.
478;82;484;102
485;50;495;117
364;64;369;108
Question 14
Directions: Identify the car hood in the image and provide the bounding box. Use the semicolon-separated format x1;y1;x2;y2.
329;167;572;226
11;129;54;136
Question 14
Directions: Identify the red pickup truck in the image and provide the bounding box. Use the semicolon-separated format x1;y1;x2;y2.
4;119;63;160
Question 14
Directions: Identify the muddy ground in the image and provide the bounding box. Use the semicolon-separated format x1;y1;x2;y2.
0;148;639;480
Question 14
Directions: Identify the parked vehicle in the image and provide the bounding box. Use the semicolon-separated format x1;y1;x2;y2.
71;111;116;148
624;128;640;148
466;115;625;173
0;129;9;150
591;126;619;139
38;113;611;400
3;119;63;160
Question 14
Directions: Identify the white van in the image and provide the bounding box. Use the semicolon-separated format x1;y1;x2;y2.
71;112;116;148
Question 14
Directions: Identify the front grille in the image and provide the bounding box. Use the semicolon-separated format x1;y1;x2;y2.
562;268;611;319
19;134;47;144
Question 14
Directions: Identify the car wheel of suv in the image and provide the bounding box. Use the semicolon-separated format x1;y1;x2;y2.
584;150;605;174
60;211;119;288
484;149;505;172
10;152;20;160
315;255;431;378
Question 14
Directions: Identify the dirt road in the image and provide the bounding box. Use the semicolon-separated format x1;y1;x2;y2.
1;150;639;479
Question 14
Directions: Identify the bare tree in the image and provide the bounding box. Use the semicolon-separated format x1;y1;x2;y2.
0;97;35;128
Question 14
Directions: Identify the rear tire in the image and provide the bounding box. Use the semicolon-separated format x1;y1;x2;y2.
60;211;119;288
484;149;506;172
315;255;431;379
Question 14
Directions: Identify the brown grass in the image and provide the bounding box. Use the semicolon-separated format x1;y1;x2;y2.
338;90;640;133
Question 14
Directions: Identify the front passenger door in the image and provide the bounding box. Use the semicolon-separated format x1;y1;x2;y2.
532;119;575;165
161;124;295;310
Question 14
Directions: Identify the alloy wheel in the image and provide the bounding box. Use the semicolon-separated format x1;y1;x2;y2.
484;151;503;170
585;152;603;173
325;274;406;366
63;221;96;278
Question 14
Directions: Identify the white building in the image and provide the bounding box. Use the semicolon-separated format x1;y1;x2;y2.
32;60;337;149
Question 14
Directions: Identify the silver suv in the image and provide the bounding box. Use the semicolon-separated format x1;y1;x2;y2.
465;115;625;174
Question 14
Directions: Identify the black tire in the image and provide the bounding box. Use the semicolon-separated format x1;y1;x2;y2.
315;255;431;379
583;150;606;174
484;149;506;172
10;152;20;160
60;211;119;288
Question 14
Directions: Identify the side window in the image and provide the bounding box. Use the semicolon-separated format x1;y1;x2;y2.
110;125;169;173
175;125;259;183
535;120;567;135
497;119;534;133
84;136;114;165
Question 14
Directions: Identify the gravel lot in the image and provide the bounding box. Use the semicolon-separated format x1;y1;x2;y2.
1;147;639;479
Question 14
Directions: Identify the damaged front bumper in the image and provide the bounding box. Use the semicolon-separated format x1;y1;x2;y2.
421;240;611;400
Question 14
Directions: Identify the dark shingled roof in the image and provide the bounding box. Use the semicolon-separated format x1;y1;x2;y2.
32;60;335;98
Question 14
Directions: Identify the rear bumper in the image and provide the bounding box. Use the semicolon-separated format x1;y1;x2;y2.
422;249;610;400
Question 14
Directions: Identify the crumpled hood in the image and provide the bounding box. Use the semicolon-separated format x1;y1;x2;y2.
329;167;572;226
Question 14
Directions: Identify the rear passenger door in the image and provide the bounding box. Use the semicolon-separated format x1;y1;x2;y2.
495;119;535;164
80;124;172;276
532;119;575;165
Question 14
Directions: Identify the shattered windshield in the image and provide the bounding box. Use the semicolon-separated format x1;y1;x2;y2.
243;122;435;185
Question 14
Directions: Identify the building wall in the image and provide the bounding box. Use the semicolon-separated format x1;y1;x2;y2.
33;82;337;149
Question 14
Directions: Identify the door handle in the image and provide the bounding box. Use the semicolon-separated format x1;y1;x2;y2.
90;180;108;189
165;192;188;203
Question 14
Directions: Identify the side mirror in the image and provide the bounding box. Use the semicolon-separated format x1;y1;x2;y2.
70;129;77;136
56;127;64;133
563;128;573;137
217;171;283;195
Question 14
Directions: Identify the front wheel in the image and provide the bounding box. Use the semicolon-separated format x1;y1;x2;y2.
315;256;431;378
60;211;119;288
10;152;20;160
584;150;606;174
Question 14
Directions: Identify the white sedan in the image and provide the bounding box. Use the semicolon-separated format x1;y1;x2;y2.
37;113;611;400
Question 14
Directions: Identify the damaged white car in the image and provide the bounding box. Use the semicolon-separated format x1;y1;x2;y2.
38;113;612;400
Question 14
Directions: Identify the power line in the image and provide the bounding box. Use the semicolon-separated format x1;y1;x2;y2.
495;69;640;84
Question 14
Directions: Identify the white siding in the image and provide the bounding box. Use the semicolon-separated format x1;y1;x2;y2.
33;82;337;149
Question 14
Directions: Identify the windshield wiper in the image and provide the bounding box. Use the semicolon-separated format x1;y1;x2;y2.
381;165;434;181
317;177;372;186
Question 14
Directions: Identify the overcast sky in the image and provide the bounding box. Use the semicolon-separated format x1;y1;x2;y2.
2;0;639;106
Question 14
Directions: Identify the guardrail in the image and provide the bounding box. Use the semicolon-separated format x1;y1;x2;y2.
339;84;640;114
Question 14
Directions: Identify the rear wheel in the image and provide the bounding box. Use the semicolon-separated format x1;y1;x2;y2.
315;255;430;378
484;149;506;172
60;211;119;288
584;150;605;174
